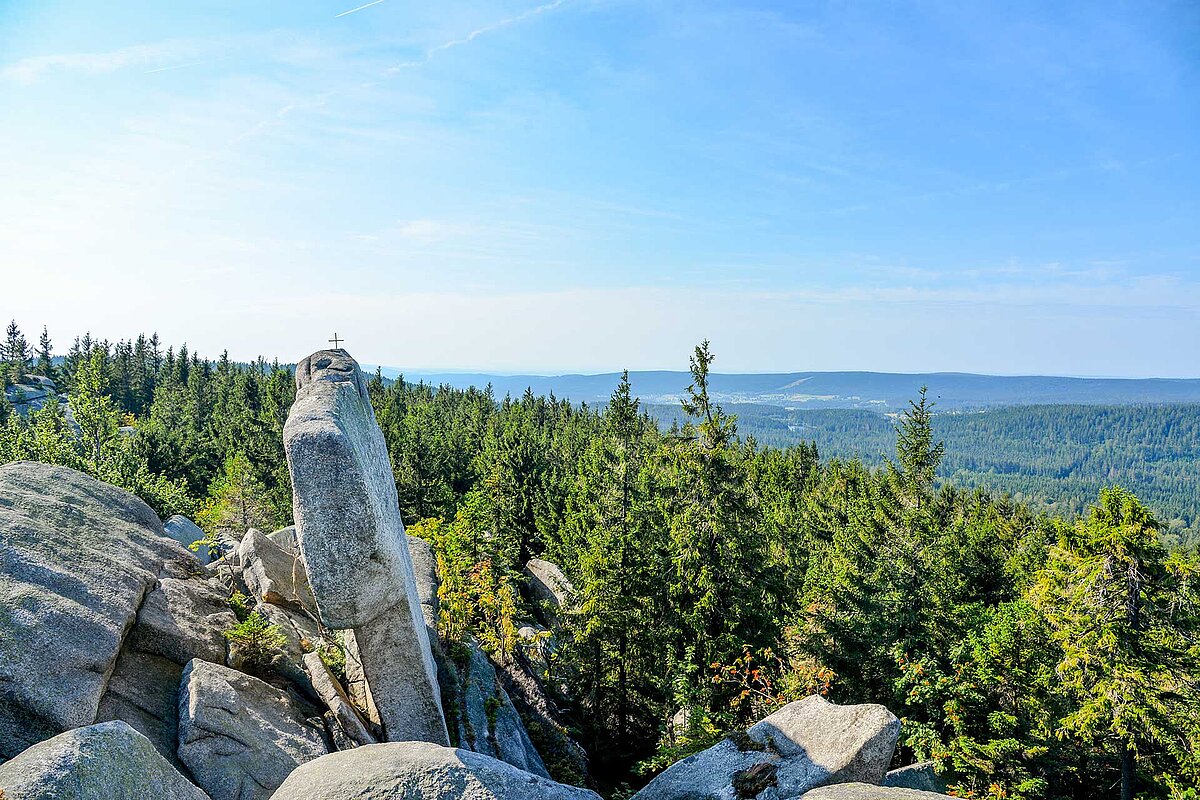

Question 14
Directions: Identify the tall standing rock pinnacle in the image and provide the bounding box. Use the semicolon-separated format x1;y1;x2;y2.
283;349;449;745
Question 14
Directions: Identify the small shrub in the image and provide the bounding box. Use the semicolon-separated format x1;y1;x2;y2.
228;590;253;622
224;612;286;672
319;641;347;681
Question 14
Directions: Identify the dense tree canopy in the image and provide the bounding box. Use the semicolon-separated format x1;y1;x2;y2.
2;322;1198;798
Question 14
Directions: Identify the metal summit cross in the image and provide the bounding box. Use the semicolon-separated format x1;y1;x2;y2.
328;332;343;349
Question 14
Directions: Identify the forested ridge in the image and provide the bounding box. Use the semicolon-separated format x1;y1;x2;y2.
646;403;1200;548
2;323;1199;799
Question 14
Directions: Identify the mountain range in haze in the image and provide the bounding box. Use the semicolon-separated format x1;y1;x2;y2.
370;369;1200;411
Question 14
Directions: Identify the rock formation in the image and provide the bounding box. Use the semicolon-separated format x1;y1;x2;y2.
177;659;328;800
0;462;197;760
631;695;901;800
0;721;209;800
283;349;447;745
271;741;602;800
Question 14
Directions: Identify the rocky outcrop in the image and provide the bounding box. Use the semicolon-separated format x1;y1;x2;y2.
408;534;439;633
95;576;237;764
0;462;198;760
631;695;900;800
524;558;573;625
271;741;601;800
798;783;953;799
164;516;212;564
283;349;447;745
882;762;945;792
177;659;327;800
0;720;209;800
235;528;316;613
446;640;550;777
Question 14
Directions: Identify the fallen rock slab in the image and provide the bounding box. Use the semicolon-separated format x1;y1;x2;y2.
271;740;601;800
303;651;376;747
177;659;327;800
0;720;209;800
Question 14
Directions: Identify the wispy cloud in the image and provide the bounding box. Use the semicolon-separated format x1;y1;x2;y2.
335;0;386;19
2;41;200;83
386;0;567;73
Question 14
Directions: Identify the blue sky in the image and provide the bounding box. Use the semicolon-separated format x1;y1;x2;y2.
1;1;1197;375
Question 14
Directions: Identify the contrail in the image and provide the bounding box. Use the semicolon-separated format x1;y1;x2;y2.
335;0;385;18
387;0;565;73
144;61;205;74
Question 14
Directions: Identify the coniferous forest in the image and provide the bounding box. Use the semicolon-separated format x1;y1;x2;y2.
2;324;1199;798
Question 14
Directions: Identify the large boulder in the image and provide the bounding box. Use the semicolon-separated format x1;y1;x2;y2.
882;762;945;792
0;462;197;760
0;720;208;800
163;516;211;564
631;695;900;800
235;528;316;613
799;784;953;799
271;741;601;800
283;349;446;745
177;659;327;800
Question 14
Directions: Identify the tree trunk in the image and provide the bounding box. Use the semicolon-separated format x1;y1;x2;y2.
1120;744;1135;800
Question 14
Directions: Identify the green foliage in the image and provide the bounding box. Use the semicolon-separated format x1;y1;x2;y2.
223;612;287;672
196;450;280;535
7;325;1200;797
319;639;347;682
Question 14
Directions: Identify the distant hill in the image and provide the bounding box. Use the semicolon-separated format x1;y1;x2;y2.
375;369;1200;410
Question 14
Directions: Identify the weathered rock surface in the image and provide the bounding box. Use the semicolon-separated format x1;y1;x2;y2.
267;525;298;555
349;607;451;743
303;651;376;747
448;640;550;777
0;462;197;760
283;349;446;744
95;576;237;765
177;659;327;800
283;349;424;628
0;720;209;800
524;558;573;623
631;695;900;800
129;578;236;666
799;783;953;799
882;762;945;792
236;528;316;612
271;741;601;800
164;516;212;564
408;534;439;631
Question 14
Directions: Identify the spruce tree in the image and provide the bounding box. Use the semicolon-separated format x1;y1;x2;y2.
34;326;54;381
4;320;30;385
1032;488;1200;799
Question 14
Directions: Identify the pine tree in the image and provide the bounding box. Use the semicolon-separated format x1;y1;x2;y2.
562;372;666;771
1032;488;1200;799
34;326;54;381
661;342;770;717
4;320;30;385
70;347;119;468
